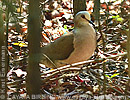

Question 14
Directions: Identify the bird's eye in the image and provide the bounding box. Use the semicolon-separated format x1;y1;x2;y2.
81;15;86;19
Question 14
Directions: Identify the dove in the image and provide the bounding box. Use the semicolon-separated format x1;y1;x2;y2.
40;11;96;68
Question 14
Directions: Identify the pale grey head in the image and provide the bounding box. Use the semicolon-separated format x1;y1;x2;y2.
74;11;95;28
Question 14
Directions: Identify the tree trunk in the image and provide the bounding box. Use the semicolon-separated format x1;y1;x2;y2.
93;0;100;22
26;0;41;99
0;9;7;100
73;0;86;16
127;14;130;92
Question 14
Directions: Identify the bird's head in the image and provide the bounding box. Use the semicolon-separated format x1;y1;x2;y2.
74;11;94;28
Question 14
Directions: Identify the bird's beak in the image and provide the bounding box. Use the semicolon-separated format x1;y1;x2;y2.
86;19;95;28
81;14;95;28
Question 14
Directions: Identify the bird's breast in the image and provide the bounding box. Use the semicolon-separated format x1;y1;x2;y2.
61;27;96;64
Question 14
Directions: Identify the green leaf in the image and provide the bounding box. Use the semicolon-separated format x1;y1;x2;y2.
112;15;120;19
64;25;67;29
117;18;123;22
105;74;110;78
112;15;123;22
115;15;120;18
111;73;120;78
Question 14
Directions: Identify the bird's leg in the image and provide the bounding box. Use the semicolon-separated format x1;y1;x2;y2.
76;75;84;83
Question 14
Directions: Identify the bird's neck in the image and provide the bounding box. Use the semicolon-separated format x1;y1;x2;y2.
74;21;89;28
74;24;93;35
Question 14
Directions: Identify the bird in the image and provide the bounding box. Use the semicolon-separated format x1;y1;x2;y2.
40;11;96;69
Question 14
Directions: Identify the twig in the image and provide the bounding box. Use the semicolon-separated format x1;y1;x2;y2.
41;52;127;76
43;54;63;75
7;52;127;87
88;70;125;95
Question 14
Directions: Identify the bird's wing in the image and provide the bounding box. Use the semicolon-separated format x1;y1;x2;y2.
42;33;74;60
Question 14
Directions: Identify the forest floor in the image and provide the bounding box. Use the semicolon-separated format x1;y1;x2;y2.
2;0;130;99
